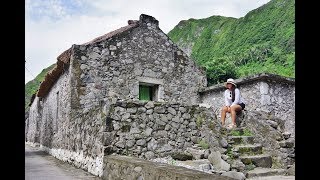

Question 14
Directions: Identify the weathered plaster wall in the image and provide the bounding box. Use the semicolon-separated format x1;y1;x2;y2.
200;73;295;137
26;65;71;145
26;97;42;143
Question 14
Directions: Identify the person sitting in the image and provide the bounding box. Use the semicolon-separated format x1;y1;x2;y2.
220;78;246;129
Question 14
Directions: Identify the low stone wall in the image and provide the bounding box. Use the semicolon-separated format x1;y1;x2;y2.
102;155;234;180
103;100;221;159
200;73;295;137
25;97;222;177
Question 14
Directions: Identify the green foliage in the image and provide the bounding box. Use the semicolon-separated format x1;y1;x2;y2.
198;139;209;149
208;120;215;130
25;63;56;110
230;129;241;136
226;146;234;159
196;115;204;128
243;129;253;136
168;0;295;85
245;163;256;171
204;58;238;85
170;159;177;165
230;128;253;136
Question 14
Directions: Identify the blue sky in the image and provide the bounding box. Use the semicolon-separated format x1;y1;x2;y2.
25;0;270;83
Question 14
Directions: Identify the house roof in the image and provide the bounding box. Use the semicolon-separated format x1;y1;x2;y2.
28;93;36;107
35;20;139;99
199;73;295;93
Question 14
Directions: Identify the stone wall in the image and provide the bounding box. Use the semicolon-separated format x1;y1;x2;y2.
103;100;222;160
26;65;71;144
26;14;208;177
26;97;42;143
70;14;207;117
26;63;106;176
102;155;233;180
25;14;295;178
200;73;295;137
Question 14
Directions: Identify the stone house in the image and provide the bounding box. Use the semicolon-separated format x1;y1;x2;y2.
200;73;295;138
25;14;295;177
26;14;207;176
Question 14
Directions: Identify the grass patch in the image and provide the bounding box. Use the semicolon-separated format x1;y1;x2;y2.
198;139;209;149
243;128;253;136
208;120;215;130
245;163;255;171
230;128;253;136
196;116;204;128
170;159;177;165
226;146;234;159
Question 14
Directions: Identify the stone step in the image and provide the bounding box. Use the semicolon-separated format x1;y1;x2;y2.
240;154;272;168
175;159;212;172
228;136;255;145
246;175;295;180
234;144;262;155
246;167;287;178
227;127;246;133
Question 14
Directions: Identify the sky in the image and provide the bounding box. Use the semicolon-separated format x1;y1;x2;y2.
25;0;270;84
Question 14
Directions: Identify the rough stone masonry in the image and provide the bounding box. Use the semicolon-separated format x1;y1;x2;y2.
26;14;208;176
25;14;295;178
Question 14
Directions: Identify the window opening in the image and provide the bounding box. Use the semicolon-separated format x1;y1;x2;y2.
139;84;159;101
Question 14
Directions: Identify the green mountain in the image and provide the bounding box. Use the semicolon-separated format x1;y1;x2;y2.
168;0;294;85
25;63;56;110
25;0;294;108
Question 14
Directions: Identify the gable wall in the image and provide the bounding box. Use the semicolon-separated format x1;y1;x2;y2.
70;19;207;115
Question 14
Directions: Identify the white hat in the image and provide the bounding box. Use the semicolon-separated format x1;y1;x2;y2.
225;78;237;87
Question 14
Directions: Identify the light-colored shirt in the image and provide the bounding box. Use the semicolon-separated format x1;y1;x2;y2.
224;88;245;106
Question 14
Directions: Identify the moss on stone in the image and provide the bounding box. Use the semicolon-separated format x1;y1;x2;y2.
198;139;209;149
121;124;131;132
271;156;284;169
241;158;252;165
245;163;255;171
238;146;262;155
171;152;193;161
196;116;204;128
230;128;253;136
208;120;215;130
109;105;115;114
188;107;197;116
226;146;235;160
126;102;137;108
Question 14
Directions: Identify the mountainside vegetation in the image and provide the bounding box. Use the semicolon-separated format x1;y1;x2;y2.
25;0;294;109
168;0;294;85
25;63;56;110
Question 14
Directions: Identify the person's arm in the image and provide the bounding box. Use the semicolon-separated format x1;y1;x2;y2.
225;90;231;106
231;88;240;106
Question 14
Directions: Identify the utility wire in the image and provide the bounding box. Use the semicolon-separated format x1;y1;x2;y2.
25;59;35;79
25;66;35;79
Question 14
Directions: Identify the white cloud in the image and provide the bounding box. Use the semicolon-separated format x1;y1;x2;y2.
25;0;270;83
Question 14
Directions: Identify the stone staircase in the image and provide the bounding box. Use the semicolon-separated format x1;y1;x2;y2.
226;127;287;179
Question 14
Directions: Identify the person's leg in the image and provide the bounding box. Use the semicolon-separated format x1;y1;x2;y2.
221;106;230;126
230;105;242;126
